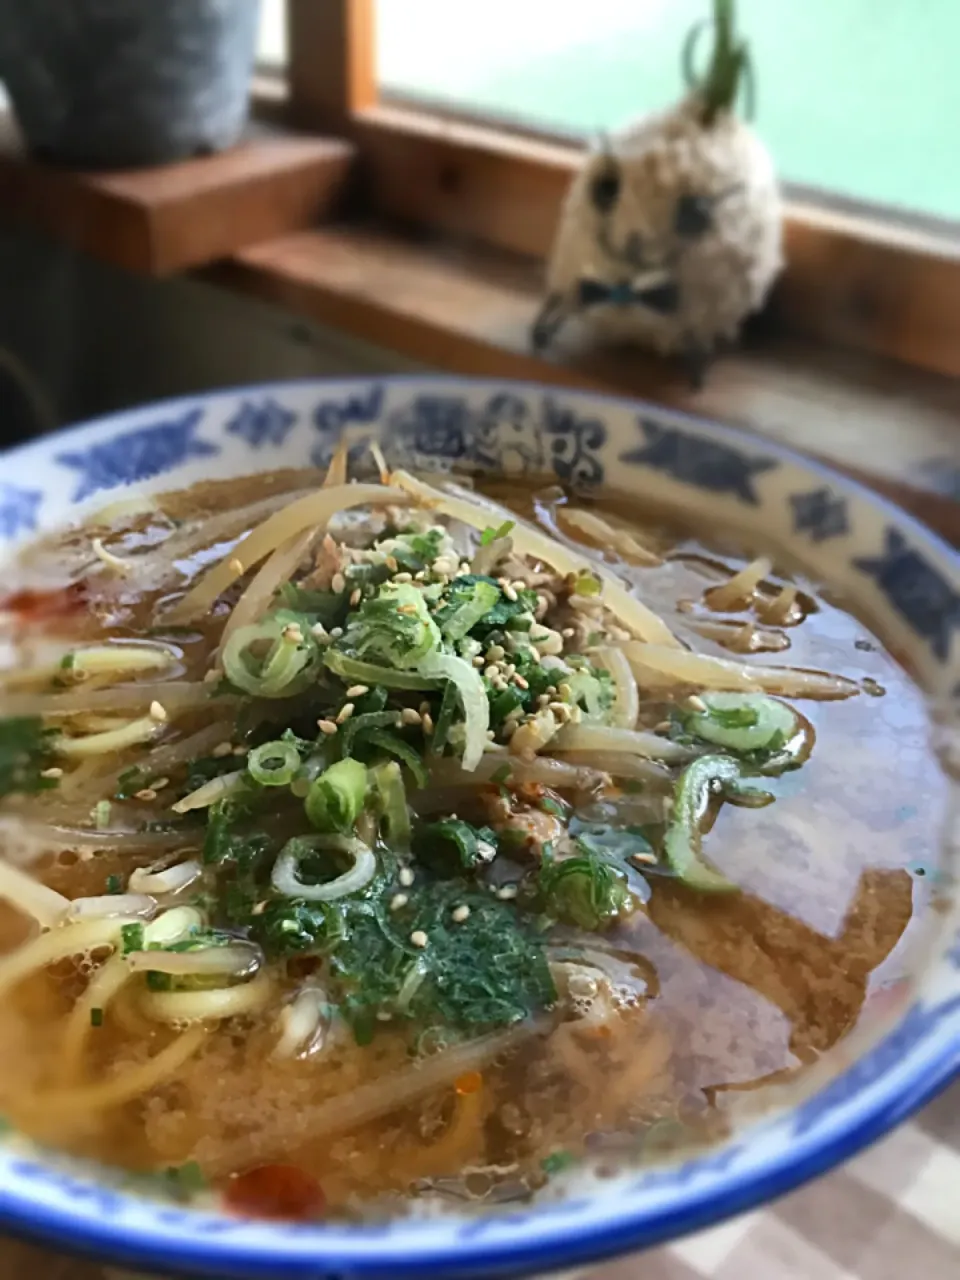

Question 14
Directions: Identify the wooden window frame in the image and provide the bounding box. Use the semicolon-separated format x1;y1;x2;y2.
284;0;960;382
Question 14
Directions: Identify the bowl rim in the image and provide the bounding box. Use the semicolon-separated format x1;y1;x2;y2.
0;373;956;1279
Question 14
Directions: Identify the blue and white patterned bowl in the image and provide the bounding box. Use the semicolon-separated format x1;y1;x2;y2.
0;376;957;1279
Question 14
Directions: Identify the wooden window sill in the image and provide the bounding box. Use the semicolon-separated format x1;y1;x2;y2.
0;113;354;276
208;223;960;545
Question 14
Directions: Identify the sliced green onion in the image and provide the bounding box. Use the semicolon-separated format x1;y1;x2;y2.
685;693;795;752
683;692;810;774
323;650;439;691
247;740;301;787
371;761;412;848
271;834;377;901
417;651;489;772
664;754;773;893
358;728;429;789
222;617;320;698
304;757;368;832
341;710;402;754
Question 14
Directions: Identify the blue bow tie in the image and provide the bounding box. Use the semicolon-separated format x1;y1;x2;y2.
577;276;680;316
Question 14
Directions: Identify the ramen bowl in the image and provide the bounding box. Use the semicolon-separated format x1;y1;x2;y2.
0;375;957;1280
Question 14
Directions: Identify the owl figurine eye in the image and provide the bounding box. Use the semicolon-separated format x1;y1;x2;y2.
589;158;621;215
674;193;715;240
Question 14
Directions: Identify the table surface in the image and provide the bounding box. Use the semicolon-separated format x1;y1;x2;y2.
7;1072;958;1280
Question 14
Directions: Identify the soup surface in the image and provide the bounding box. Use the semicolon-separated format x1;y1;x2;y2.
0;460;946;1221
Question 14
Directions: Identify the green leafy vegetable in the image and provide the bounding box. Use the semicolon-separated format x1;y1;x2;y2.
378;527;446;572
304;757;367;832
434;576;501;643
341;582;440;669
252;898;345;957
106;873;123;895
538;851;631;930
0;717;59;797
480;520;515;546
90;1007;104;1027
121;923;145;954
323;649;438;691
330;884;555;1042
413;819;498;875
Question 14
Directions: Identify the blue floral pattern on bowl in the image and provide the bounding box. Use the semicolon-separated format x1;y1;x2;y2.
0;375;956;1280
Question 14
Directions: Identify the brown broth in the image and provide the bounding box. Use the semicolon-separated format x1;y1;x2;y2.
0;471;947;1220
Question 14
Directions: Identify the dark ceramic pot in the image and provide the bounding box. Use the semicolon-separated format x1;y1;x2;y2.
0;0;261;168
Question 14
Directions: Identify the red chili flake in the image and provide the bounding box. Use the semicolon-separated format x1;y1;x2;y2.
224;1164;326;1222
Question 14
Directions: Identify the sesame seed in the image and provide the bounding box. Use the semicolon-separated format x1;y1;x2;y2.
497;885;518;900
451;905;471;923
399;867;415;887
349;587;362;607
317;719;338;736
513;673;529;690
484;665;500;681
398;603;418;615
561;627;576;638
414;570;427;582
557;683;573;699
511;580;527;592
331;572;346;594
486;729;495;740
282;623;303;643
40;766;63;779
385;556;399;572
655;720;672;734
492;677;509;692
346;685;369;698
134;788;157;802
400;707;422;726
502;583;518;602
336;702;355;724
311;622;329;640
486;644;505;662
152;777;170;790
232;745;248;757
203;668;221;684
393;571;412;583
329;627;344;639
228;558;244;575
421;712;434;734
503;663;517;678
410;930;429;948
212;741;233;758
390;893;409;911
687;695;708;712
472;655;485;668
419;701;431;716
149;700;168;722
376;1010;393;1022
537;694;551;708
630;852;658;866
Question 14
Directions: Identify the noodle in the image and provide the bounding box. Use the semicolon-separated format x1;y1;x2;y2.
0;916;141;998
560;508;662;566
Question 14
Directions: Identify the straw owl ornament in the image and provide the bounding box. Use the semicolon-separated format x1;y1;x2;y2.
532;0;782;384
